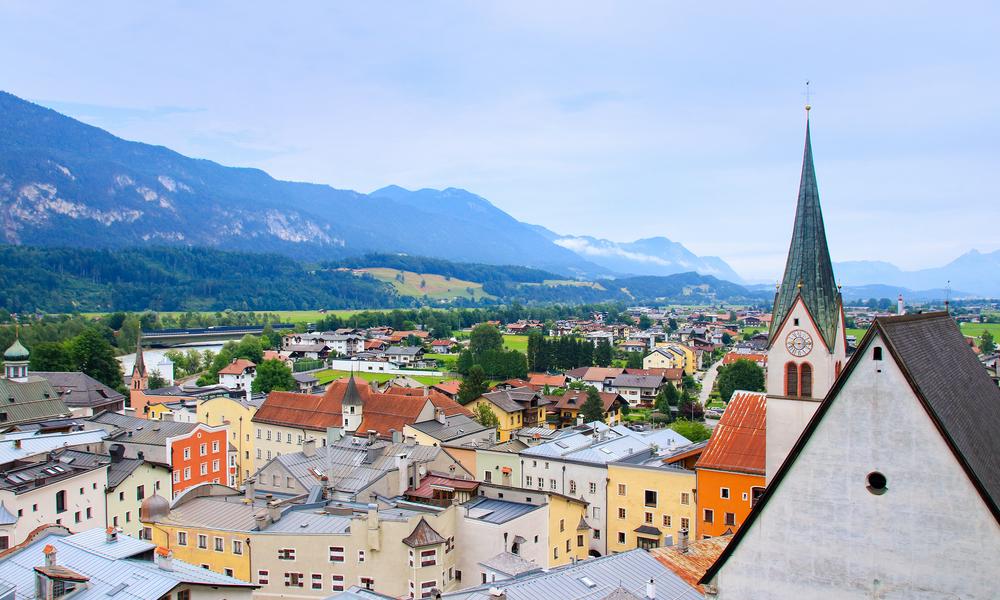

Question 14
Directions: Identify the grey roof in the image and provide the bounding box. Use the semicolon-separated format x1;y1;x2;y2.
463;497;542;524
0;429;107;464
0;529;254;600
0;449;108;493
402;516;447;547
88;412;196;445
634;525;661;536
33;372;125;409
263;508;352;534
327;586;398;600
769;119;842;350
293;371;319;384
478;551;541;577
522;425;690;465
610;374;665;389
479;439;528;454
385;345;424;356
408;414;489;442
151;494;265;531
443;549;701;600
0;377;71;427
106;457;165;490
481;388;548;413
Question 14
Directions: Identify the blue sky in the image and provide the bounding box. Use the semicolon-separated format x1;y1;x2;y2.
1;1;997;280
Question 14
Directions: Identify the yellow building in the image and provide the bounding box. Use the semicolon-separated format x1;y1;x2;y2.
468;388;550;442
546;491;591;566
645;343;697;375
197;395;261;485
106;456;172;539
606;459;697;553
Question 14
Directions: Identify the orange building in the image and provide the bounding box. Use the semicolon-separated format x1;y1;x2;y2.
695;390;766;539
167;423;233;495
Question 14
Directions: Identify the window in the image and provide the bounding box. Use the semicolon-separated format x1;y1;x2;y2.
277;431;282;443
785;362;799;397
420;549;437;567
644;490;657;507
357;550;365;563
256;429;262;439
119;491;125;501
594;529;600;539
178;531;188;546
267;430;272;440
258;570;269;585
331;574;345;591
136;485;145;501
793;318;800;326
360;577;375;590
183;467;191;480
680;517;689;531
329;546;344;562
225;568;234;577
618;508;626;519
577;534;584;547
593;506;600;519
125;511;131;523
199;463;207;476
278;548;296;560
212;440;220;452
566;539;571;552
74;511;81;523
589;482;597;494
484;470;492;482
311;573;323;590
233;539;243;555
550;478;556;490
420;580;438;598
725;512;736;526
644;512;653;524
538;478;544;489
800;363;813;397
256;449;262;459
284;572;304;587
553;547;559;560
272;474;280;486
680;492;690;505
287;477;294;488
663;515;672;528
55;490;67;513
617;532;626;544
183;448;191;460
704;509;714;524
212;459;220;472
197;534;207;549
560;518;565;532
173;471;180;483
720;488;730;499
569;480;576;494
618;483;627;496
177;590;190;600
214;537;224;552
200;443;207;456
873;346;883;361
525;476;533;487
86;507;92;519
867;471;888;495
751;486;765;507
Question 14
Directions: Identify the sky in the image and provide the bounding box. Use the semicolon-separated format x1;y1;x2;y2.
1;1;997;281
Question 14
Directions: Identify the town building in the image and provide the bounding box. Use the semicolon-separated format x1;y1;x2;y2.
544;390;625;428
701;312;1000;599
105;446;172;538
404;412;494;448
608;373;665;406
763;118;847;479
197;392;264;485
0;339;73;428
606;457;697;553
467;388;550;442
475;440;528;487
643;344;697;375
32;371;126;417
217;358;256;392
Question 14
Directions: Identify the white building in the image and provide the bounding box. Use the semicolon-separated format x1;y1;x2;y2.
217;358;256;392
702;312;1000;600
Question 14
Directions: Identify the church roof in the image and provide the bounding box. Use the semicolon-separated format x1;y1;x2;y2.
701;312;1000;584
401;517;447;547
4;337;29;361
133;333;146;377
342;374;363;406
768;119;842;350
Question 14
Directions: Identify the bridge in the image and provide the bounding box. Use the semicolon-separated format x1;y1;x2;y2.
141;324;295;347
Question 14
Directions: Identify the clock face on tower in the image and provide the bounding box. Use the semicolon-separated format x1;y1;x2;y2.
785;329;814;357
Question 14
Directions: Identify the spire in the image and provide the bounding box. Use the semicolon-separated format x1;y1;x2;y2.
768;118;841;350
133;332;146;377
342;372;363;406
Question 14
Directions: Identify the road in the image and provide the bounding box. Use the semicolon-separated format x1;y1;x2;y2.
698;357;724;404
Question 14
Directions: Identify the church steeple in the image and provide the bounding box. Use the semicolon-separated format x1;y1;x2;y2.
768;117;842;350
133;332;147;379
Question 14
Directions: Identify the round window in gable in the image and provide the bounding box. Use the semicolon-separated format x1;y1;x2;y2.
866;471;887;495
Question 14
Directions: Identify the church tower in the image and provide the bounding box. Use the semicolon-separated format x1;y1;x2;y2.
3;335;30;382
130;333;148;410
765;113;847;480
341;373;364;432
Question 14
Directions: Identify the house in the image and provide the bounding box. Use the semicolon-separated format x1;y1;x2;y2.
404;412;495;448
701;313;1000;599
609;374;666;406
87;412;233;495
475;439;528;487
431;380;462;400
606;457;697;552
721;351;767;368
0;526;256;600
467;388;550;442
526;373;566;390
285;343;332;361
217;358;256;392
196;392;266;485
545;390;625;427
105;448;173;539
644;344;697;375
293;371;321;392
384;345;425;365
440;548;701;599
625;367;683;389
431;339;459;353
364;339;388;353
563;367;624;392
32;371;126;417
0;339;73;429
694;390;766;539
520;424;691;557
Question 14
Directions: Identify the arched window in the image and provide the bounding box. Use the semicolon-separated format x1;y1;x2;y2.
835;361;843;378
785;363;798;397
800;363;813;398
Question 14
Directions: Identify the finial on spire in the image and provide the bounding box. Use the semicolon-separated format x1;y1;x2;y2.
804;80;812;113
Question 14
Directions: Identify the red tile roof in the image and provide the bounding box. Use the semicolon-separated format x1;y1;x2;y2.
650;535;731;593
528;373;567;388
407;474;480;499
218;359;256;375
722;352;767;365
624;367;683;382
696;391;766;475
545;390;622;413
431;381;462;396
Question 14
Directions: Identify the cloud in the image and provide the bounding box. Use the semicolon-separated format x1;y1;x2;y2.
554;237;701;270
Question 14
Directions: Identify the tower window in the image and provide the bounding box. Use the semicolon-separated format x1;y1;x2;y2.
866;471;887;495
793;318;800;326
873;347;883;361
785;363;798;397
800;363;813;397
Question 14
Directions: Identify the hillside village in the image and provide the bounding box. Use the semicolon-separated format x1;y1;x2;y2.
0;120;999;600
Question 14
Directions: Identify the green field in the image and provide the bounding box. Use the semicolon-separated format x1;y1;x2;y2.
314;369;456;386
425;353;459;370
503;334;529;352
846;328;868;340
960;322;1000;340
355;268;493;301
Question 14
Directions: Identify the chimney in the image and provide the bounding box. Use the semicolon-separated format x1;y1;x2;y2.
303;438;316;458
245;478;255;499
155;546;173;571
435;408;446;424
367;430;378;444
646;578;656;599
43;544;57;568
246;384;252;403
254;511;270;530
109;444;125;463
412;461;422;490
267;501;282;523
390;429;402;444
106;527;119;543
678;528;689;553
397;454;411;494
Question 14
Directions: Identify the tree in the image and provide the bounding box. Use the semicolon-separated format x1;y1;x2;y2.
261;323;283;350
147;371;168;390
669;419;712;442
594;340;613;367
678;390;704;421
654;383;680;415
469;324;504;355
117;316;142;353
721;332;733;345
473;402;500;429
457;366;489;405
638;315;653;329
580;387;606;423
625;351;644;369
667;318;678;332
980;331;996;355
251;359;297;393
716;359;765;403
29;342;76;371
69;328;123;390
233;335;264;363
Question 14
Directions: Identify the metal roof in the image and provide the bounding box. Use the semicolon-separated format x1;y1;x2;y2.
462;497;541;525
262;508;351;535
0;377;71;427
478;551;541;577
152;494;263;532
88;412;197;445
0;429;107;465
523;425;690;465
695;391;766;475
443;548;701;600
32;372;125;409
408;414;489;442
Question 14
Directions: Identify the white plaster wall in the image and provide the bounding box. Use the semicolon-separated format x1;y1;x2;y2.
455;505;548;585
716;333;1000;600
521;458;606;555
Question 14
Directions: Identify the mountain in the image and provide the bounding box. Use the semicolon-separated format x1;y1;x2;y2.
548;233;743;282
0;92;603;276
835;250;1000;298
